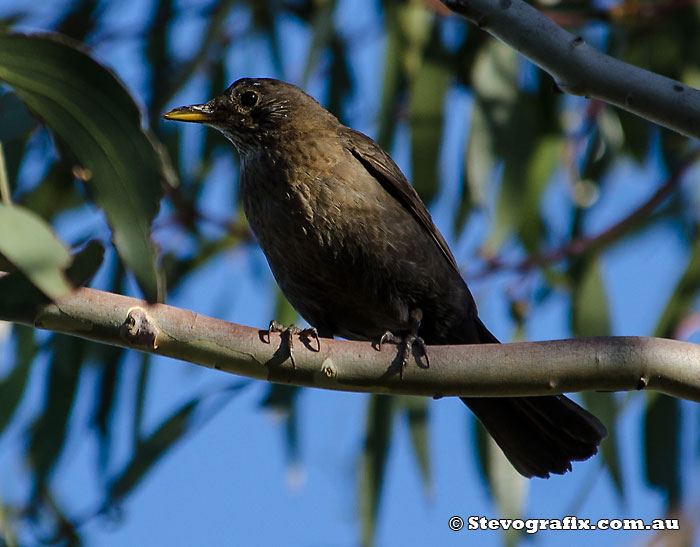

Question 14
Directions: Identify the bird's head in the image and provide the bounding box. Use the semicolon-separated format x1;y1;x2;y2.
163;78;336;156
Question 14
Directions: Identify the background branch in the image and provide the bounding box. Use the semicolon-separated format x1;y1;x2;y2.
3;287;700;401
442;0;700;139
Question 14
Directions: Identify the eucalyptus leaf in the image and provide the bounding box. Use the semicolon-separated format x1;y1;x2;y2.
0;32;164;301
0;202;71;299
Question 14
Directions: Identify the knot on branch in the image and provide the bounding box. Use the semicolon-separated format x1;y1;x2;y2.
120;307;159;349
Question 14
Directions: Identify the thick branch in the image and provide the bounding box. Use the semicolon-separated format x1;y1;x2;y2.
441;0;700;139
2;287;700;401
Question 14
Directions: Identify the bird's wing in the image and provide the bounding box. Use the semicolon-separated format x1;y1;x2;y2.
339;126;458;271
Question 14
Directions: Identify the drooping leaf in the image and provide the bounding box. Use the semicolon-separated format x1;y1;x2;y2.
0;32;164;301
473;418;527;540
0;324;35;435
301;0;337;86
28;334;85;499
108;381;247;504
571;257;610;337
465;40;519;212
409;57;449;202
360;394;394;547
66;239;104;286
18;161;84;221
399;395;431;494
0;202;72;299
654;234;700;339
581;391;622;497
0;91;36;141
91;347;122;477
570;258;623;494
644;394;681;505
108;398;200;503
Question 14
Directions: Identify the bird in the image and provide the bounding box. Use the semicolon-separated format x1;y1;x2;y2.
163;77;607;478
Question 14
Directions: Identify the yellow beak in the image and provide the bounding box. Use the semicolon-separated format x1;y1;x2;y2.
162;105;212;123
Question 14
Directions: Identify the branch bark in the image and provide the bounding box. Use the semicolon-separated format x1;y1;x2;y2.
3;287;700;402
441;0;700;139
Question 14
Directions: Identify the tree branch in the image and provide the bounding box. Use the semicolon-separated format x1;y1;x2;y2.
441;0;700;139
2;287;700;402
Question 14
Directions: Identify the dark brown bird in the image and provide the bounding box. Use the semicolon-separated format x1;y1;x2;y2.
163;78;607;478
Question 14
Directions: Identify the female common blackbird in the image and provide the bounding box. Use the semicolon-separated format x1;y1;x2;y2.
164;78;607;478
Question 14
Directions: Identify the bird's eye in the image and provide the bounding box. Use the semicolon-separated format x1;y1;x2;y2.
240;90;259;108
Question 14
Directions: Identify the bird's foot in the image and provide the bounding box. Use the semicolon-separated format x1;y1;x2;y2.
267;320;320;369
378;309;429;379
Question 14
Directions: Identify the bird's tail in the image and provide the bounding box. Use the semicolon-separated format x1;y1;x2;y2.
461;318;607;478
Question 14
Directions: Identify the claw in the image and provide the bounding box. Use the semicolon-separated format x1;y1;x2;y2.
267;320;320;368
377;309;429;378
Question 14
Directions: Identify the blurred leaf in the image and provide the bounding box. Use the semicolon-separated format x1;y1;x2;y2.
67;239;104;286
327;34;352;124
474;419;527;543
409;57;449;202
644;394;681;505
0;202;71;299
132;352;150;451
0;91;35;141
396;0;434;78
92;347;122;477
571;259;624;496
654;235;700;339
108;398;200;503
0;325;35;434
360;394;394;547
301;0;337;86
0;32;164;301
616;109;649;162
19;161;84;221
571;257;610;337
0;268;50;319
29;334;84;499
377;3;406;150
519;135;562;251
399;395;430;494
466;41;559;251
55;0;98;43
465;40;518;211
581;392;623;497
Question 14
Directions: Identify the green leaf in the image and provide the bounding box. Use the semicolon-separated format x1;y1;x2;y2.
91;348;122;476
0;91;36;141
474;420;527;533
519;136;562;251
465;41;519;211
66;239;104;286
571;257;610;337
301;0;337;86
399;395;431;494
19;161;84;221
360;395;394;547
409;58;449;202
654;234;700;339
581;392;622;498
108;398;200;502
0;32;164;301
29;334;84;495
0;325;35;435
0;202;71;299
644;394;681;505
377;3;406;150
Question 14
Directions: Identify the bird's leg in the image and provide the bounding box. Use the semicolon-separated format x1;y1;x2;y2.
267;320;320;368
378;308;429;378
